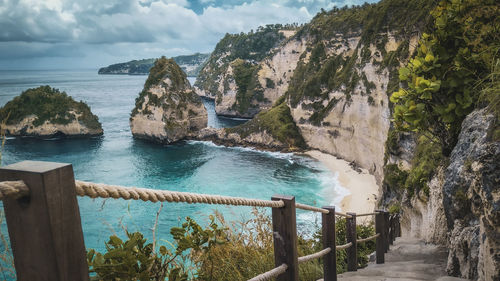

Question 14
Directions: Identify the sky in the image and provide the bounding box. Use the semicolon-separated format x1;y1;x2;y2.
0;0;378;70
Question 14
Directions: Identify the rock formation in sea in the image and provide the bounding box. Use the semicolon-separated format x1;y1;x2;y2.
194;100;306;152
130;57;208;143
0;85;103;138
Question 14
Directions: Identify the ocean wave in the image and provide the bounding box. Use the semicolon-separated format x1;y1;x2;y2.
186;140;295;160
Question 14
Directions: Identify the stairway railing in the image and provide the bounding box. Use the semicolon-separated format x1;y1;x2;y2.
0;160;401;281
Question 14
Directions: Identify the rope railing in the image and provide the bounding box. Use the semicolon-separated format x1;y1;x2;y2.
0;180;355;217
335;211;353;218
356;212;377;217
75;180;286;208
0;180;29;200
298;247;331;264
336;242;353;250
247;264;288;281
295;202;329;214
357;233;380;243
0;161;401;281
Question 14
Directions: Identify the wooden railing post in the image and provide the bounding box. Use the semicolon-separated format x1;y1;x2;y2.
396;214;401;237
0;161;89;281
322;206;337;281
383;211;390;253
389;215;394;245
272;195;298;281
375;210;385;264
346;212;357;271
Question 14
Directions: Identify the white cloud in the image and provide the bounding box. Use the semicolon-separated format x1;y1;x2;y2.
0;0;379;69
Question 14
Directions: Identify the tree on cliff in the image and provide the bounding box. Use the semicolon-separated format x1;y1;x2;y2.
390;0;500;155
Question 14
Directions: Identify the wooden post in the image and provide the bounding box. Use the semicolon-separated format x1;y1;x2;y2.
322;206;337;281
384;211;390;253
0;161;89;281
389;215;394;245
346;212;357;271
375;210;385;264
272;195;298;281
396;214;401;237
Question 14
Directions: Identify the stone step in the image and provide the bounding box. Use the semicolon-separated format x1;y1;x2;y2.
336;237;470;281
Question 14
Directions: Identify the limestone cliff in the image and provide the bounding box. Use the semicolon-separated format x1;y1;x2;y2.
389;109;499;281
0;86;103;138
194;24;299;118
282;0;433;184
130;57;207;143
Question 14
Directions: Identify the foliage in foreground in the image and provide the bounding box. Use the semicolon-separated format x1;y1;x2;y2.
87;209;376;281
390;0;500;155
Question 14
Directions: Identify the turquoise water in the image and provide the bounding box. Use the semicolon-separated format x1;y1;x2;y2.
0;70;345;255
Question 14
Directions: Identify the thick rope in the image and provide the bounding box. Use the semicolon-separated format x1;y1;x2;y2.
0;180;29;200
75;180;285;208
335;242;352;250
357;233;380;243
356;212;377;217
298;247;331;264
295;203;329;214
247;264;288;281
335;211;353;218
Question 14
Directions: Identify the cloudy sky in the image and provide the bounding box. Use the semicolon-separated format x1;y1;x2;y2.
0;0;378;70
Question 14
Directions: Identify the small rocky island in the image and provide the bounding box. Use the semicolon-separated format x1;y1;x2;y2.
0;86;103;138
130;57;208;143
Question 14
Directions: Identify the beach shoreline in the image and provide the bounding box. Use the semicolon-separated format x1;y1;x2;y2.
305;150;379;216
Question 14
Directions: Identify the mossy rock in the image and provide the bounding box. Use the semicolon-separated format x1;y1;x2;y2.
226;100;306;150
0;85;102;132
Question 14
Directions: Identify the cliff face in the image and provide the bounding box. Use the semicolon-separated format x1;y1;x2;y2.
280;0;433;184
194;24;297;118
288;34;419;184
0;86;103;138
395;109;499;280
130;57;207;143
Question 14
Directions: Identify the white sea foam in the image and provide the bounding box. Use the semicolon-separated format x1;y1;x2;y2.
187;140;295;160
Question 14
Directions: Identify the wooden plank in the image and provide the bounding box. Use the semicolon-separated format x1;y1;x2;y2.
272;195;298;281
322;206;337;281
0;161;89;281
375;210;385;264
346;212;357;271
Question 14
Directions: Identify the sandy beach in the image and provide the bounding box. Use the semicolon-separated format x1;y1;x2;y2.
306;150;379;216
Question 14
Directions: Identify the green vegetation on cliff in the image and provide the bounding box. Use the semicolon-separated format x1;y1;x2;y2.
231;59;264;114
226;100;306;150
131;57;202;118
0;86;102;130
286;0;435;125
390;0;500;155
195;24;293;115
385;0;499;197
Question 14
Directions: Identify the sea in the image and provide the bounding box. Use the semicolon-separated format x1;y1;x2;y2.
0;69;348;258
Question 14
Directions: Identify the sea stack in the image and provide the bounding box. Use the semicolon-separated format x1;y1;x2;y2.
0;86;103;138
130;56;207;143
